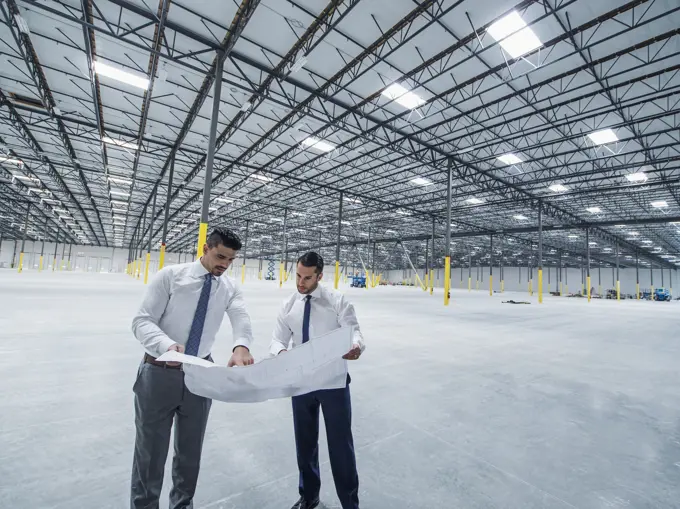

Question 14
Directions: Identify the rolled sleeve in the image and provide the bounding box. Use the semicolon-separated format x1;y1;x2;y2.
336;294;365;352
270;302;293;356
226;285;254;350
131;269;177;357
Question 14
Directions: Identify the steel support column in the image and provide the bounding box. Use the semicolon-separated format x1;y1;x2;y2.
52;229;59;272
489;234;493;296
280;209;287;288
635;251;640;299
159;153;175;270
430;217;435;295
444;159;452;306
241;220;249;284
144;190;157;284
196;55;224;258
538;204;543;303
335;192;343;289
616;243;620;301
586;228;591;302
18;203;30;273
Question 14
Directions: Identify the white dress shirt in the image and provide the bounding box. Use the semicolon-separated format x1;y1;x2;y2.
270;283;365;358
132;260;254;358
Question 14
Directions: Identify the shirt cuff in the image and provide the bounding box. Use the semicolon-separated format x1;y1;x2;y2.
232;338;251;351
156;337;178;358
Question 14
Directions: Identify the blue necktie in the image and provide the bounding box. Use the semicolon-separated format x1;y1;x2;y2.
186;273;212;356
302;295;312;343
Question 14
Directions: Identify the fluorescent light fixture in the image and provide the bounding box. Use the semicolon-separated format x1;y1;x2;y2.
466;197;484;205
513;214;528;220
651;200;668;208
113;218;125;223
41;198;59;205
549;184;568;193
626;172;647;183
586;207;602;214
385;229;397;234
103;136;139;150
108;176;132;185
0;156;23;165
215;197;233;204
487;11;542;59
94;61;149;90
642;240;653;244
588;128;618;145
410;177;433;186
381;83;426;110
301;137;336;153
290;55;307;73
498;153;522;165
13;174;40;183
628;231;639;236
249;173;273;182
111;199;128;206
341;221;351;225
589;242;597;246
53;208;68;213
396;209;411;215
110;190;130;197
568;234;579;239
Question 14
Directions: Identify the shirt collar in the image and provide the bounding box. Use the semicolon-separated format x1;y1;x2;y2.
298;284;322;301
190;259;215;280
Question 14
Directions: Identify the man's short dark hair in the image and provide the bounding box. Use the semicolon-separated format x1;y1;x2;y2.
297;251;324;273
207;227;242;250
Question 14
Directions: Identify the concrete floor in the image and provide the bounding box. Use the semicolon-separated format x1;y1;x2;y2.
1;270;679;508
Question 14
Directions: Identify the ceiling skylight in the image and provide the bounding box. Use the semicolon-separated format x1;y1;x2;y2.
498;153;522;165
108;176;132;185
549;184;568;192
588;129;618;145
467;197;484;205
249;173;273;182
486;11;542;59
94;61;149;90
410;177;433;186
626;172;647;183
381;83;425;110
301;136;336;153
0;156;23;165
103;136;139;150
586;207;602;214
651;200;668;208
110;190;130;197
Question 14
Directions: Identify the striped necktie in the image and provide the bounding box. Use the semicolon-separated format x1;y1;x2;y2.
186;273;212;356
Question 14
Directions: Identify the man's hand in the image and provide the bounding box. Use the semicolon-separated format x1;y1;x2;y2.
229;346;254;367
166;343;184;367
342;344;362;361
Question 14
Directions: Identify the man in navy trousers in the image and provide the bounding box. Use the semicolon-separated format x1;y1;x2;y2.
270;252;365;509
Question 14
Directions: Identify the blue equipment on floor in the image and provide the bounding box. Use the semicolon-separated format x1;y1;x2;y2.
350;275;366;288
653;288;671;301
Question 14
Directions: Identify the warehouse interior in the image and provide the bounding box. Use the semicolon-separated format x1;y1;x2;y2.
1;0;679;507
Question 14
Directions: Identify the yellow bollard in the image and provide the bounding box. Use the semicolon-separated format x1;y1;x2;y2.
143;253;151;284
616;280;620;301
501;279;504;292
587;276;591;302
429;272;433;295
18;252;24;273
279;262;284;288
468;277;471;292
538;269;543;304
489;275;493;296
241;264;246;284
158;243;166;270
196;222;208;261
334;261;340;289
636;283;640;300
39;255;43;272
443;256;451;306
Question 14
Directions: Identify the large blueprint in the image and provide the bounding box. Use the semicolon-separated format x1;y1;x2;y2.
156;327;351;403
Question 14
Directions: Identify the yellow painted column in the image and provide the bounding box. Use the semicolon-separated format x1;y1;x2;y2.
616;280;620;301
429;271;433;295
565;284;568;295
196;222;208;261
279;262;284;288
468;277;471;292
587;276;591;302
538;269;543;304
598;285;601;297
489;275;493;296
143;253;151;284
560;282;563;296
39;256;44;272
17;252;24;273
581;283;584;296
67;260;71;271
52;257;57;272
241;264;246;284
444;256;451;306
258;270;262;280
476;279;479;290
501;279;504;292
334;261;340;289
137;258;142;280
158;243;166;270
636;283;640;300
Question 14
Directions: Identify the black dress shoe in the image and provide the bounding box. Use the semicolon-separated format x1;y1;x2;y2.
290;496;320;509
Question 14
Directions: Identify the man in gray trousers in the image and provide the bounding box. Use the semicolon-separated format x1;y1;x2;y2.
130;227;255;508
